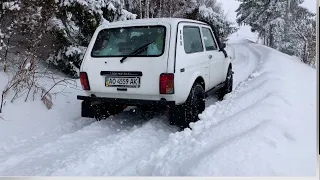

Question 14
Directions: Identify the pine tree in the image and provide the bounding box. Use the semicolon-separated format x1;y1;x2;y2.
236;0;316;66
46;0;137;77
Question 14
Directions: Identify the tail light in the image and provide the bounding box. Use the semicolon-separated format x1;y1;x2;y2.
160;73;174;94
80;72;90;90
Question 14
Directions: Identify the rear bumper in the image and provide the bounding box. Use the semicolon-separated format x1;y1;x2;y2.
77;95;175;106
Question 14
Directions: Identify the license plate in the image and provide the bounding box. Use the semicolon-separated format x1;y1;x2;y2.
105;77;140;88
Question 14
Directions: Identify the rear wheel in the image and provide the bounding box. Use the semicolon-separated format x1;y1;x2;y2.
169;83;205;129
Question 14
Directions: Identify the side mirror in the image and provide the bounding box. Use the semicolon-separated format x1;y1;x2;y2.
220;43;226;49
219;43;228;58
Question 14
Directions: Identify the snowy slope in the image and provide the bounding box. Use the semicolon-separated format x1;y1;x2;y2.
0;42;316;176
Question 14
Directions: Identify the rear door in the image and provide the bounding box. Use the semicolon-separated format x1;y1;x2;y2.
81;23;170;99
201;26;226;88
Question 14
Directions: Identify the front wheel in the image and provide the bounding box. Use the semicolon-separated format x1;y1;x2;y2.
218;66;233;100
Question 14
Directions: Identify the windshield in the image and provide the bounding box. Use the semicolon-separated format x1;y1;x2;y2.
91;26;166;57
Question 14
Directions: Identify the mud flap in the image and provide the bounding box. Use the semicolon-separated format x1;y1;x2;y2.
81;101;95;118
168;105;186;128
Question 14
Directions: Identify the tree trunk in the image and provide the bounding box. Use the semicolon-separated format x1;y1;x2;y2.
303;41;308;64
146;0;149;18
284;0;291;36
159;0;162;17
169;0;172;17
0;92;4;113
144;0;146;18
124;0;130;11
3;35;11;72
269;25;274;48
139;0;142;18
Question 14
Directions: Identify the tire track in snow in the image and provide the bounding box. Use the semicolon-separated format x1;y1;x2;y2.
0;109;177;176
0;120;118;175
196;42;263;124
49;118;177;176
0;118;95;160
231;43;259;88
129;43;264;175
135;44;296;176
177;120;270;176
203;42;260;111
137;92;285;175
183;45;312;176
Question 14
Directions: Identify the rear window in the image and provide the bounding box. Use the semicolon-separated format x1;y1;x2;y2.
91;26;166;57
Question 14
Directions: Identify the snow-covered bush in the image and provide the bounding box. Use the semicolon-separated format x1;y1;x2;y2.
46;45;87;77
0;0;77;112
0;0;21;71
1;1;21;11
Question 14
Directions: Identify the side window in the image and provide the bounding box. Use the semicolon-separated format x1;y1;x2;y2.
201;27;218;51
183;26;204;54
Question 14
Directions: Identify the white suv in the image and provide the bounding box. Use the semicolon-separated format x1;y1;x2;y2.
77;18;233;128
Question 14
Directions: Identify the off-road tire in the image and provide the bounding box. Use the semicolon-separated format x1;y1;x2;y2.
218;65;233;100
170;83;205;129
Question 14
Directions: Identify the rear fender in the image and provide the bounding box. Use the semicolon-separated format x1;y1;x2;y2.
175;71;204;105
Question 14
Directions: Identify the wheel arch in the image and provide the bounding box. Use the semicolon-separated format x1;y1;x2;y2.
194;76;205;91
175;73;206;105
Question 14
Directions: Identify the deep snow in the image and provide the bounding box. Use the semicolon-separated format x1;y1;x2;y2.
0;41;317;176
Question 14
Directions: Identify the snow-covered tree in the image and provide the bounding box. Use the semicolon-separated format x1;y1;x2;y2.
286;6;316;65
236;0;316;66
46;0;137;77
0;0;21;71
124;0;237;42
184;0;238;41
0;0;54;71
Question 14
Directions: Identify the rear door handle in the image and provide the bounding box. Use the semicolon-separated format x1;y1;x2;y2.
208;55;212;59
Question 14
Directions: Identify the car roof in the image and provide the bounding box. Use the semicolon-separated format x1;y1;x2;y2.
99;18;208;28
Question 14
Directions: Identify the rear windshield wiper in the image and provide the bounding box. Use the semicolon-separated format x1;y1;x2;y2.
120;41;155;63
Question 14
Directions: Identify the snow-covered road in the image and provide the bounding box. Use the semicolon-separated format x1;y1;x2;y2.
0;42;316;176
